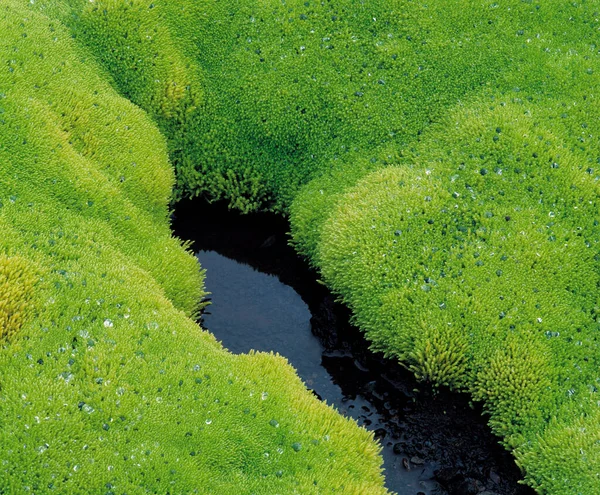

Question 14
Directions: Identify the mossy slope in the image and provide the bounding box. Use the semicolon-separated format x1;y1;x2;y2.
0;2;387;493
42;0;526;212
290;4;600;494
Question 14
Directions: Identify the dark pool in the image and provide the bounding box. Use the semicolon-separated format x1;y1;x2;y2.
173;199;535;495
197;249;344;404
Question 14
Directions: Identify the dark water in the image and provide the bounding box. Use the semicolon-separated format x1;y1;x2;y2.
197;249;344;404
198;249;438;494
173;199;535;495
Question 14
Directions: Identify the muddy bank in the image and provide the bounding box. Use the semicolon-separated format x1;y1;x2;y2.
173;198;536;495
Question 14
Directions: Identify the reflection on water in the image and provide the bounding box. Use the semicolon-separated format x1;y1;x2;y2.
198;250;344;403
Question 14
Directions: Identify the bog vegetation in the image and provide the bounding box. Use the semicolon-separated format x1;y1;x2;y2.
1;0;599;493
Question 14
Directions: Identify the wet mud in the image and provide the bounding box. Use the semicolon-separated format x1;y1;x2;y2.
173;198;536;495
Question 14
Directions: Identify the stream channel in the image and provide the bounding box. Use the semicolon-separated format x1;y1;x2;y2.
173;198;536;495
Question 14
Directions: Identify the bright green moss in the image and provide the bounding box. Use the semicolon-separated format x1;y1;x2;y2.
0;2;388;494
312;97;600;492
515;401;600;495
55;0;600;490
6;0;600;492
472;332;555;447
40;0;536;212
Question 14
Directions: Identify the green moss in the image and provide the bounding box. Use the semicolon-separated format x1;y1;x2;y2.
0;255;38;341
515;401;600;495
56;0;600;490
40;0;532;212
0;2;387;493
311;97;600;492
6;0;600;492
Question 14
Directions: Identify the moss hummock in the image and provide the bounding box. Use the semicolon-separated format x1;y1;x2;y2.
312;100;600;492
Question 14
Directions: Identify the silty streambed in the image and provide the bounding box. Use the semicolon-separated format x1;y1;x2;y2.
173;198;536;495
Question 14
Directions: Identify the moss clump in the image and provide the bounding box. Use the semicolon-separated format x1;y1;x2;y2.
0;256;38;341
515;402;600;495
0;2;388;494
310;98;600;492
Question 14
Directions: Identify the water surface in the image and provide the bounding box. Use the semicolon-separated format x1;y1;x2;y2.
198;249;344;404
198;249;440;495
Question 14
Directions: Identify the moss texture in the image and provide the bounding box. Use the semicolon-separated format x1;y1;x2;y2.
0;255;38;340
5;0;600;493
0;2;387;493
308;98;600;492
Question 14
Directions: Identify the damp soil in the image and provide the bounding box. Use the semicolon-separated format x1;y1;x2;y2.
172;198;536;495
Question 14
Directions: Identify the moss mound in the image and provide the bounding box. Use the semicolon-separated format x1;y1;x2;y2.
301;94;600;492
44;0;526;213
290;4;600;493
0;2;387;493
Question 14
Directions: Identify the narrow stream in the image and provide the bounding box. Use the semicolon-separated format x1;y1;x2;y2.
197;249;437;494
173;199;535;495
196;250;346;406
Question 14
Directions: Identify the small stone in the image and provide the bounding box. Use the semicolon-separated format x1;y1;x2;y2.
373;428;387;440
488;468;501;484
410;456;425;465
457;478;481;494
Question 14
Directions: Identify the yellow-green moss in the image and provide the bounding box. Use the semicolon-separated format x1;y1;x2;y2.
0;256;37;341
